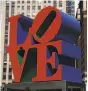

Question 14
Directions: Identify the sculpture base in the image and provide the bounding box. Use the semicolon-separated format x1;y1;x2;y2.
4;81;85;91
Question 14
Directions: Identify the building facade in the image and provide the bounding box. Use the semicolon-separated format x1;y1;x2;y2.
76;0;87;83
0;1;7;88
66;0;75;17
0;0;76;87
0;1;2;87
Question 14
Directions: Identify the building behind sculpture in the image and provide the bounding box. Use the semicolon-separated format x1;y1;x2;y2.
76;0;87;83
0;0;2;87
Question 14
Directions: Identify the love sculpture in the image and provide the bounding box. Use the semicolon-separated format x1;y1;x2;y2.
7;6;82;83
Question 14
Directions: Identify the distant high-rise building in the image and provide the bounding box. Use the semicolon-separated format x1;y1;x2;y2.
66;0;75;17
0;0;2;87
0;0;7;88
76;0;87;83
0;0;75;87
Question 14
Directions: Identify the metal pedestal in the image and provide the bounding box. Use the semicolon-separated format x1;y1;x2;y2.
4;81;85;91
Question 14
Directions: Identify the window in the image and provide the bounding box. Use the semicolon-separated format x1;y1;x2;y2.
4;63;7;66
38;6;41;10
9;68;12;72
32;6;35;10
5;34;8;38
53;0;57;7
22;6;24;10
3;75;6;79
17;1;20;3
48;0;51;3
4;48;7;54
71;9;75;12
54;5;57;7
32;15;35;18
2;83;5;86
3;68;6;72
11;7;14;10
44;1;46;3
8;75;12;79
22;12;24;15
6;6;9;10
9;64;12;68
32;0;35;3
53;0;56;4
17;6;20;9
67;9;71;13
6;11;9;17
27;6;30;10
59;1;62;7
22;1;24;3
6;2;9;6
71;1;74;5
5;39;8;44
4;53;7;59
11;12;14;16
11;1;15;5
5;19;8;24
27;1;30;3
71;6;74;8
11;1;15;7
66;1;71;6
6;12;9;17
27;15;30;17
